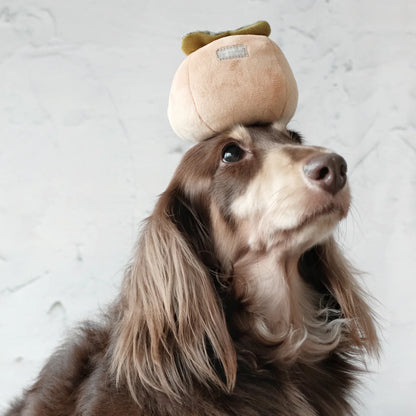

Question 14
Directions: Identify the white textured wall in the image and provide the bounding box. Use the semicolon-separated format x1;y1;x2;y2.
0;0;415;414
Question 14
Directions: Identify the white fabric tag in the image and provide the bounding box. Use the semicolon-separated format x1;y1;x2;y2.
216;45;248;60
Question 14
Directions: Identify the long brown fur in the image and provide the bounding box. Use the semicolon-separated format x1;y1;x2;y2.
4;124;378;416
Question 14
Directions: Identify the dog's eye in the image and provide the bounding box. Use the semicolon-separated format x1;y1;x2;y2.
222;143;244;163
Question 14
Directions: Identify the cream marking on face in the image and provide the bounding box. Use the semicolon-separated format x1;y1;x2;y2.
232;147;312;226
227;124;253;148
230;145;350;251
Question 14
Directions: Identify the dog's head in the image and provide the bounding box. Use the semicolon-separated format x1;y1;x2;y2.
111;124;378;403
169;123;350;264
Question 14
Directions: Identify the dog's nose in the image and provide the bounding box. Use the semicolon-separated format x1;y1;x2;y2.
303;153;347;195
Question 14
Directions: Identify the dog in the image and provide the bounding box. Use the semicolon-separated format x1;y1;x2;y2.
5;124;378;416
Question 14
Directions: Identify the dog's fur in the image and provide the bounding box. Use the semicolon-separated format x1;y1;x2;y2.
5;124;378;416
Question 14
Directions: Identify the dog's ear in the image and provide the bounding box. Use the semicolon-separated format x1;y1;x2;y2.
110;185;236;403
301;238;379;357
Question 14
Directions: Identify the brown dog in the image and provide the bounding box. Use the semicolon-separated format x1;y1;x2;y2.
5;124;378;416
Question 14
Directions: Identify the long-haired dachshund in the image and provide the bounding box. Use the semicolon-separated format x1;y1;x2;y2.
5;124;378;416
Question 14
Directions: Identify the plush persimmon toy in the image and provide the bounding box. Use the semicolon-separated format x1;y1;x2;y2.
167;21;298;142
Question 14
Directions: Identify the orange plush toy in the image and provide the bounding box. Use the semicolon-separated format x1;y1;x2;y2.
168;21;298;142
